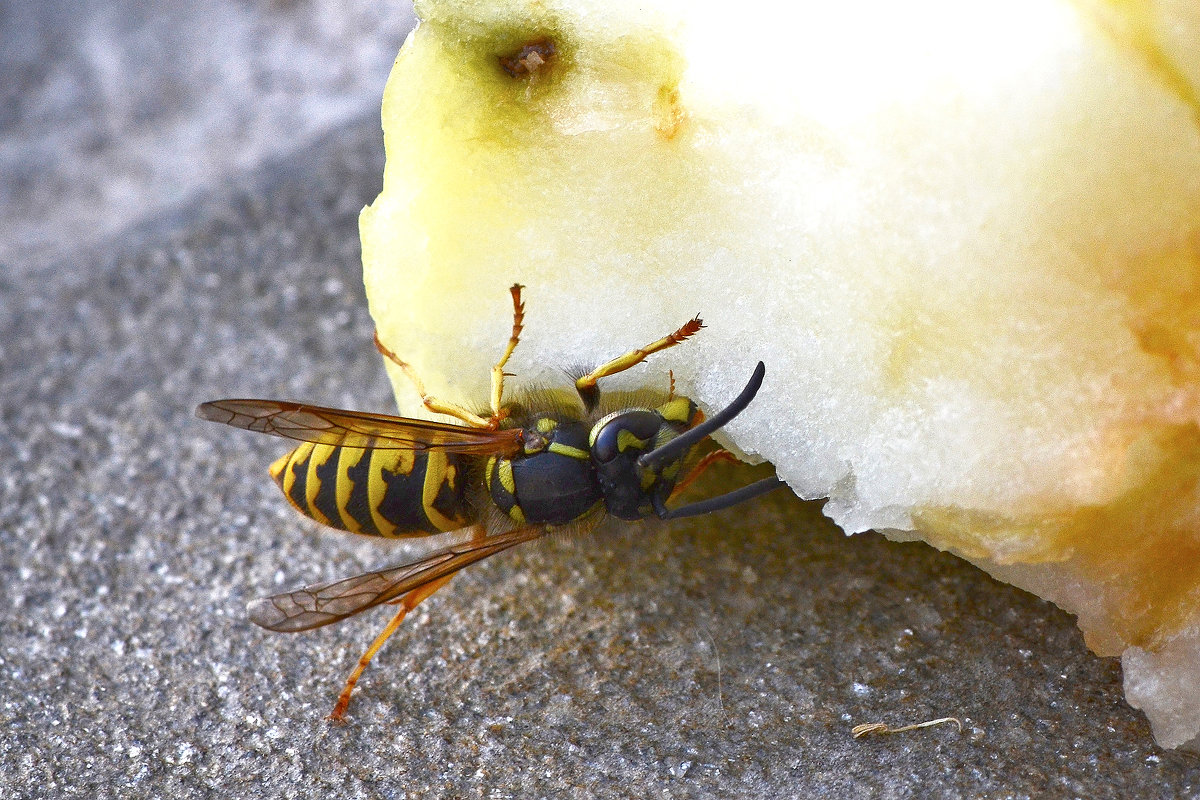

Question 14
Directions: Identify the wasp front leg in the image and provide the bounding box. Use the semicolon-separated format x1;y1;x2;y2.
666;449;741;503
575;316;704;409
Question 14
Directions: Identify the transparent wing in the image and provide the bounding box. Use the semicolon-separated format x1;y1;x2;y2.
196;398;522;454
246;526;548;632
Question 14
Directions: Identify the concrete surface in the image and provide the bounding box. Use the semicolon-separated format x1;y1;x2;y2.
3;2;1200;798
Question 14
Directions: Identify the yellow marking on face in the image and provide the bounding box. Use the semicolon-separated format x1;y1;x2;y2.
547;442;589;460
617;429;649;453
335;447;367;533
305;444;336;526
366;450;399;537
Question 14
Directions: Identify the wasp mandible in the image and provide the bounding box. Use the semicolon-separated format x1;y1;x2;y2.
197;284;785;720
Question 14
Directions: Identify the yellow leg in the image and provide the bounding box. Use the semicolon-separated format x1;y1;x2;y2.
489;284;525;421
575;316;704;398
667;448;738;502
327;573;456;723
374;284;526;430
374;332;493;428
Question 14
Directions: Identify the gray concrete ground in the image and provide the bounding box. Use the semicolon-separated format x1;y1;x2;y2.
3;2;1200;798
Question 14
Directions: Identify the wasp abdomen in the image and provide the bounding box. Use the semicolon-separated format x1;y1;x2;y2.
269;442;472;537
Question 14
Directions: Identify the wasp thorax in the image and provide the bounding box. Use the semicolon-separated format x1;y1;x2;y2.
521;428;550;454
487;418;600;527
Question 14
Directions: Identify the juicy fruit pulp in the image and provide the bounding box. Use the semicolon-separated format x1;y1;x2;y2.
360;0;1200;748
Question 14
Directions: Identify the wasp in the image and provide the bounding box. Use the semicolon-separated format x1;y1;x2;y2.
197;284;784;720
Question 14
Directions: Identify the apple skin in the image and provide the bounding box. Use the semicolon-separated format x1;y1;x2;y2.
361;0;1200;748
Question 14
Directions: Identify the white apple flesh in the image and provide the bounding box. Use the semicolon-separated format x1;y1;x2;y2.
361;0;1200;748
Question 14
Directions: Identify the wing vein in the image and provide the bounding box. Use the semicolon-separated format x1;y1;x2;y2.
196;399;522;455
246;526;547;632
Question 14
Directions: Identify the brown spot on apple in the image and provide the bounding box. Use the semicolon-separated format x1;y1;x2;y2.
499;39;557;79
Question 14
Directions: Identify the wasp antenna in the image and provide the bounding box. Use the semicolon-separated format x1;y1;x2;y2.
639;362;766;473
654;476;785;520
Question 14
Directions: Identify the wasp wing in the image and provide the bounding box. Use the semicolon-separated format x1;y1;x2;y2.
196;399;521;455
246;526;548;632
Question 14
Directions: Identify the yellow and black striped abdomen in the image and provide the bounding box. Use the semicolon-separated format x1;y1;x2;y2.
268;443;473;537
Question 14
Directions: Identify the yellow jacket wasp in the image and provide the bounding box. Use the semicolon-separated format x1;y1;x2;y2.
197;284;784;720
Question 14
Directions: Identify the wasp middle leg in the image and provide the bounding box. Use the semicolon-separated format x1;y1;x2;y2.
488;283;525;422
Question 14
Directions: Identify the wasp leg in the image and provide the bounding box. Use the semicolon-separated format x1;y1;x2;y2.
373;332;493;429
327;572;456;723
374;284;524;430
667;449;740;503
489;283;525;420
575;316;704;409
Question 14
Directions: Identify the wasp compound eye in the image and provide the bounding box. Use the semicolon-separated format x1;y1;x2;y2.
589;410;663;463
588;409;675;520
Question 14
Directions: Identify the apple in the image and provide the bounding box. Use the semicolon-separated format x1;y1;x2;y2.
360;0;1200;748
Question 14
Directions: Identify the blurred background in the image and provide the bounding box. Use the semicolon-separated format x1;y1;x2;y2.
1;0;415;266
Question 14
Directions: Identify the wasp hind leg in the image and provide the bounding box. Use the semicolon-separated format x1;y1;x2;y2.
374;333;492;428
373;283;526;430
575;316;704;410
327;572;456;723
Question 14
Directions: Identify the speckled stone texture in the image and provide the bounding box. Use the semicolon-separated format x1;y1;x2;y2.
3;3;1200;798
